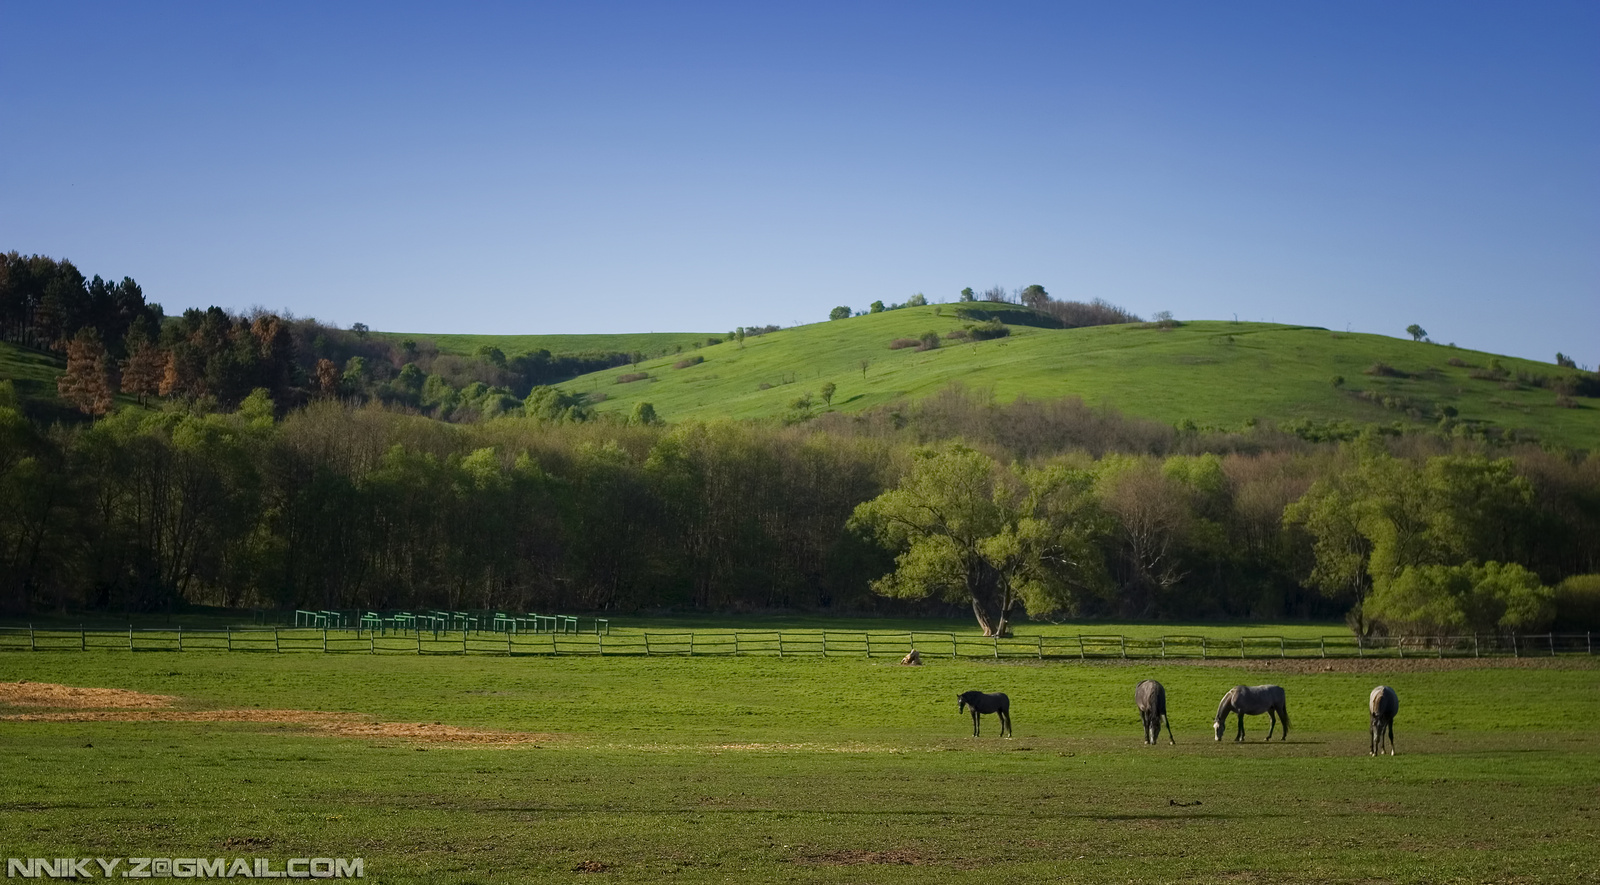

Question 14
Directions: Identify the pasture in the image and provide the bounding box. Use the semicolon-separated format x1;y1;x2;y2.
2;648;1597;883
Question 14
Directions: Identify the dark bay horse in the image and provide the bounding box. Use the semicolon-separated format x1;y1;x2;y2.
1135;679;1174;745
958;691;1011;738
1213;685;1289;742
1369;685;1398;756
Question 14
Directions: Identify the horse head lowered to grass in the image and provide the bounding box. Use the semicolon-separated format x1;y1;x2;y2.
1214;684;1289;742
957;690;1011;738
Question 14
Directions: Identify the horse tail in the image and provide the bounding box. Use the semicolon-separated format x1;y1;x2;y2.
1278;700;1290;738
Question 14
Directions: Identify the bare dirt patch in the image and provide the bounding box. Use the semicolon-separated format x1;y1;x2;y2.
0;682;552;744
1182;657;1597;674
796;849;928;866
0;680;176;709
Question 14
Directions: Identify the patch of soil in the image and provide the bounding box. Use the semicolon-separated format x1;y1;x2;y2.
796;849;927;866
571;861;610;873
0;681;176;709
0;683;554;744
1183;657;1595;674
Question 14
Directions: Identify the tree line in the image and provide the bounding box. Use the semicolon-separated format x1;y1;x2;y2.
4;381;1597;634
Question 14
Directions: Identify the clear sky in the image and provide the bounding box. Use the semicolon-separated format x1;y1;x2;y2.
2;1;1595;365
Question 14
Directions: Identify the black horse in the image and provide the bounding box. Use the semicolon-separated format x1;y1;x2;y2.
957;690;1012;738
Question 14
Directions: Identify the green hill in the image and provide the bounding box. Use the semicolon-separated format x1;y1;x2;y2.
373;330;717;358
554;305;1599;447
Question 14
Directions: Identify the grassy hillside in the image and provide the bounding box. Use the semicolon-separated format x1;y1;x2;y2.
556;305;1599;447
0;340;74;421
374;330;717;358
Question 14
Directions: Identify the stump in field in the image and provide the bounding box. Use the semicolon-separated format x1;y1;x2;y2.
901;649;922;666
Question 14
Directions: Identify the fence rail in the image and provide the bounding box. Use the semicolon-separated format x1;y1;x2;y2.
0;626;1593;659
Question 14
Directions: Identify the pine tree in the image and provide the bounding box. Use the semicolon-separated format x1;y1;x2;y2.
57;327;114;415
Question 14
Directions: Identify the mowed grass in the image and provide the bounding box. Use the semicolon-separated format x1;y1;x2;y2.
3;649;1598;883
372;331;717;359
557;309;1599;447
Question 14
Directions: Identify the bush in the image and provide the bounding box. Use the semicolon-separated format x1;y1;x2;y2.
673;356;704;369
1363;362;1406;378
1365;562;1553;635
616;372;650;384
944;329;969;340
968;320;1010;341
1554;575;1600;630
1446;356;1471;368
888;338;919;350
917;331;940;351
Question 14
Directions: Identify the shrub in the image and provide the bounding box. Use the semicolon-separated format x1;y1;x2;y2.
968;320;1010;341
1365;562;1553;636
758;382;773;390
888;338;919;350
1553;575;1600;631
673;356;704;369
917;331;940;351
1330;375;1344;388
1363;362;1406;378
616;372;650;384
944;329;969;340
1446;356;1471;368
1556;394;1579;409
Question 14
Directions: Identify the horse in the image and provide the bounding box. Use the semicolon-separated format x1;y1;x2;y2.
1369;685;1398;756
1135;679;1174;745
1213;685;1289;742
957;690;1011;738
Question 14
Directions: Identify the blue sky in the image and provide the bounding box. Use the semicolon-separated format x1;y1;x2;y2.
2;1;1595;365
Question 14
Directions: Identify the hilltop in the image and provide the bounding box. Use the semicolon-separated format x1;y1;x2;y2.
557;303;1598;447
4;302;1596;448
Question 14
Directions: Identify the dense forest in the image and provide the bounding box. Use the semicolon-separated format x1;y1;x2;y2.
3;253;1599;634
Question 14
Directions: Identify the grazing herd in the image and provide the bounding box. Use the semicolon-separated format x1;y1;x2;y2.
955;680;1402;754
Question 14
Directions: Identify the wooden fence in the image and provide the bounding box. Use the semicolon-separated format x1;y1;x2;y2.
0;626;1593;659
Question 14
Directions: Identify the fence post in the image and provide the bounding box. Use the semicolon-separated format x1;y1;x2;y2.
864;633;871;658
1161;636;1166;658
1036;635;1043;660
1398;636;1404;659
1279;637;1285;658
1319;636;1325;659
734;633;740;657
551;632;557;656
1120;636;1126;659
1549;633;1556;656
951;633;958;659
778;633;784;658
1201;636;1207;660
371;632;376;655
820;633;826;658
1474;633;1479;658
416;633;422;655
993;635;1000;660
29;624;35;652
275;627;281;653
323;627;329;653
178;625;184;652
226;626;232;652
690;632;696;657
1512;632;1518;658
81;625;86;652
596;632;602;657
1240;638;1245;659
1078;634;1085;660
463;631;468;655
129;625;134;652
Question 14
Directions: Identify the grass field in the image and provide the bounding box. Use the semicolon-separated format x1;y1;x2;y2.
554;309;1598;447
3;638;1597;883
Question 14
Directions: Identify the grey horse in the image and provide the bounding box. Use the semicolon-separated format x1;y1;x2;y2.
957;690;1012;738
1213;685;1289;741
1135;679;1174;745
1369;685;1398;756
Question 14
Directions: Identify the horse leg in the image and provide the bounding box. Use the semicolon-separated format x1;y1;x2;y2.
971;710;980;737
1163;713;1175;745
1387;718;1396;755
1234;712;1244;742
1000;710;1012;738
1266;710;1277;741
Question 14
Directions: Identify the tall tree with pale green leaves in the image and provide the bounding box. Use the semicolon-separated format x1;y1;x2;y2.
849;444;1109;636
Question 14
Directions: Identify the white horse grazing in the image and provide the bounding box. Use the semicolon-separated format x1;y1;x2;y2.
1369;685;1398;756
1213;685;1289;742
1135;679;1174;745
